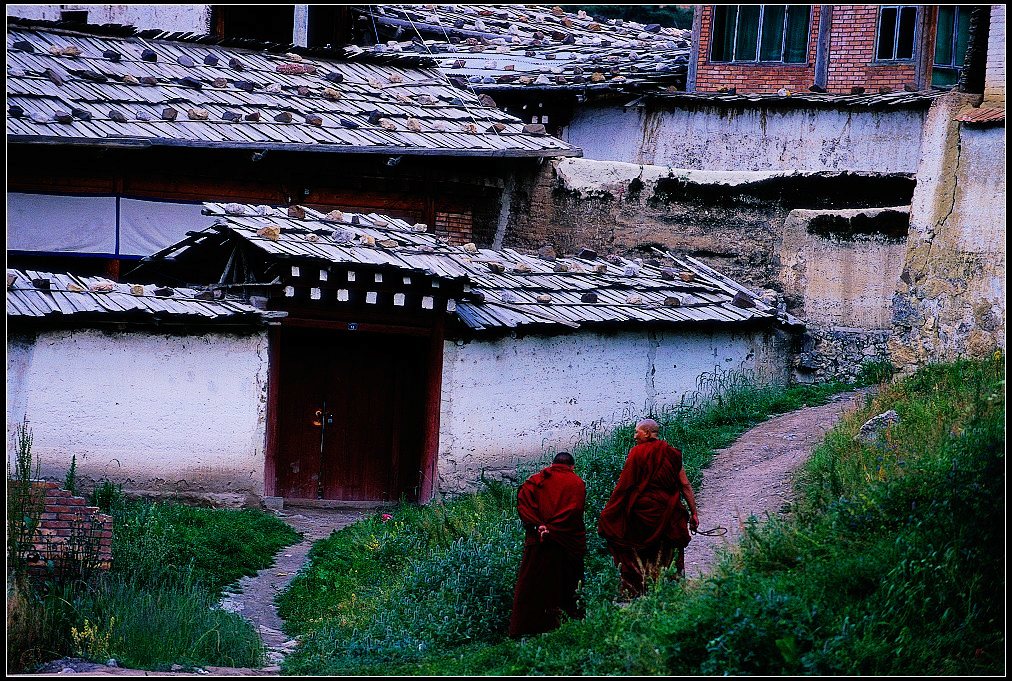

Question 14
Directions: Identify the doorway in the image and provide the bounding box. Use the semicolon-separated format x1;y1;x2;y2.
274;326;428;502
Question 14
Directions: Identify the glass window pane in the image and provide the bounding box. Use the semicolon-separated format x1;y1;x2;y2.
784;5;811;63
735;5;760;61
878;7;897;60
896;6;916;59
931;67;958;88
759;6;786;61
954;6;971;66
710;5;737;62
935;6;955;66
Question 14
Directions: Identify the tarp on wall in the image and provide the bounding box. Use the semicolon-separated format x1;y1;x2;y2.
7;192;117;254
7;193;207;257
119;198;205;257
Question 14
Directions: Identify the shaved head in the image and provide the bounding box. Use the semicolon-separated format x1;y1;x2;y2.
553;451;575;466
636;419;660;435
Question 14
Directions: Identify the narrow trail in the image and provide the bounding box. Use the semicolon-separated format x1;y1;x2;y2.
216;508;365;671
683;388;872;578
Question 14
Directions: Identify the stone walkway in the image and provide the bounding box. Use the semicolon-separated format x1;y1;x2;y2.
217;507;367;670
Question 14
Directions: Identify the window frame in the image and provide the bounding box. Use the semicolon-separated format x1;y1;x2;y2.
874;5;920;63
931;6;971;89
709;5;813;65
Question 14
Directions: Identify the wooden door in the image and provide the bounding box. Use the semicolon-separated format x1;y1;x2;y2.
275;326;428;501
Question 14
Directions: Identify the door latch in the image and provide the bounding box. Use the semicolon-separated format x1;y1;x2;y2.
312;410;334;427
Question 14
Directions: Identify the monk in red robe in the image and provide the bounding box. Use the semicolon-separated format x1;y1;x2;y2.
598;418;699;600
509;452;587;638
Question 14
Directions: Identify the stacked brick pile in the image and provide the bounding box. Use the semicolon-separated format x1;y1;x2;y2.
27;481;113;575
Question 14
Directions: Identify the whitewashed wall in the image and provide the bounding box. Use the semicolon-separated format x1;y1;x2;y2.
6;4;212;33
437;327;789;494
7;328;269;504
564;103;927;173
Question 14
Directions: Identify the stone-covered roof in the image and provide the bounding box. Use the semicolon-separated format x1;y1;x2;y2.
6;268;281;325
6;21;579;157
645;88;943;110
357;5;691;93
149;203;795;334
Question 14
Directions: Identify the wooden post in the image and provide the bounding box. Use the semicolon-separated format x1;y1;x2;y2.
263;326;281;497
419;312;445;502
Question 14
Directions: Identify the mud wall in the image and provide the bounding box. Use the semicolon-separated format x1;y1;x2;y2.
564;102;929;173
6;4;212;32
506;158;916;381
437;326;791;495
889;92;1006;369
7;327;269;507
779;207;910;381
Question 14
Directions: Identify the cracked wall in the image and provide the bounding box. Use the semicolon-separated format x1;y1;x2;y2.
889;92;1006;369
506;158;916;382
780;207;909;381
437;327;790;495
7;328;269;507
563;101;928;173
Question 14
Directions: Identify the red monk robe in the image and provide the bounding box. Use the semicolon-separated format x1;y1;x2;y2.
598;438;692;598
509;461;587;638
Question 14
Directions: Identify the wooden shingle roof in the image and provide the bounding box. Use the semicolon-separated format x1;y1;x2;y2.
149;203;797;334
358;4;691;93
6;22;580;157
6;268;280;325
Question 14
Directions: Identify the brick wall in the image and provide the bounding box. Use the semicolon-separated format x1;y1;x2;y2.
825;5;919;93
27;481;113;575
434;210;473;246
694;5;929;94
694;5;821;93
984;4;1005;103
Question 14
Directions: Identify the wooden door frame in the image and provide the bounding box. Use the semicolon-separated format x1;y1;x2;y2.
264;316;444;503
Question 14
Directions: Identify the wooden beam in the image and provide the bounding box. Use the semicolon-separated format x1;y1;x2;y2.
419;312;445;503
280;316;432;337
263;326;281;497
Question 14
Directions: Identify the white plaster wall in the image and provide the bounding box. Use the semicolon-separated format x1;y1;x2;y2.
6;4;212;32
953;125;1006;253
7;328;269;498
565;103;927;173
437;328;788;494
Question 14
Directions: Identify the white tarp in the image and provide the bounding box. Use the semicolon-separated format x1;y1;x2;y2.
119;198;205;256
7;193;117;254
7;193;207;257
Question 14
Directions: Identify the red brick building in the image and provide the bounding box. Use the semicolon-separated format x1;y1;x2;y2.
688;5;974;94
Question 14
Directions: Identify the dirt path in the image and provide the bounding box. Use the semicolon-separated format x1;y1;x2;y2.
683;389;871;578
216;508;365;670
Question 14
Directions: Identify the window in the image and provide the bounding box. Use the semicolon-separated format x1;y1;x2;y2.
876;6;918;61
59;10;89;23
932;6;971;88
212;6;350;47
710;5;811;63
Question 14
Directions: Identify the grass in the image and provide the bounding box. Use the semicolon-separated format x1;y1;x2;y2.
7;497;301;673
278;366;863;675
311;354;1002;675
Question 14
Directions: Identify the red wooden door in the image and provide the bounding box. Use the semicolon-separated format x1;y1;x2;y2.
276;327;428;501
